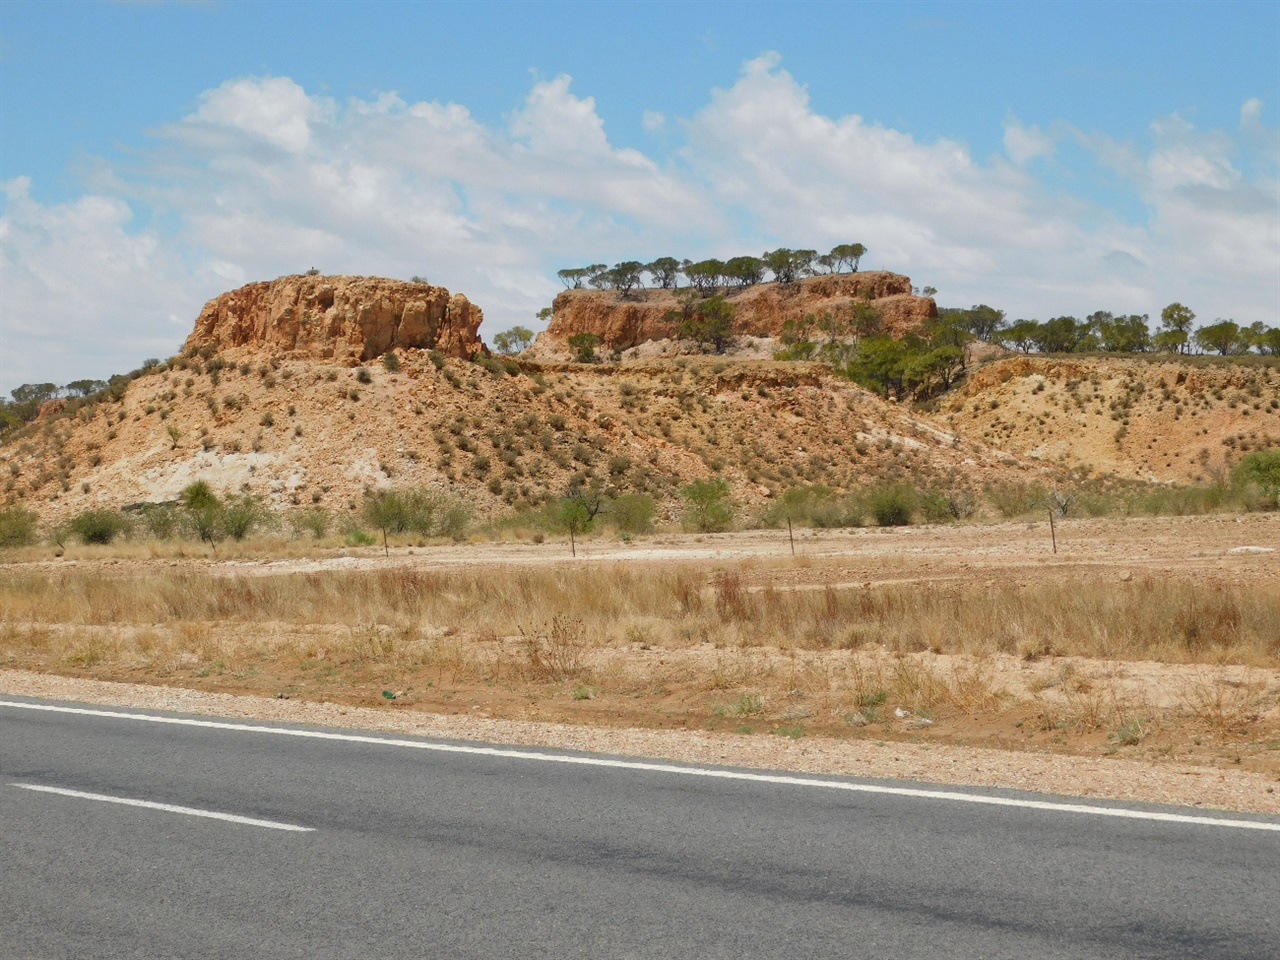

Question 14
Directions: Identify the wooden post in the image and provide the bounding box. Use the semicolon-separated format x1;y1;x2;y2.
569;524;576;558
1048;509;1057;554
787;517;795;557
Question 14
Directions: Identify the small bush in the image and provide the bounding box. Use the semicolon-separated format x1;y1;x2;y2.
681;477;734;532
137;503;184;539
220;494;269;541
382;352;401;372
354;367;373;384
66;508;131;545
0;506;39;547
289;507;330;539
867;486;913;527
610;493;657;535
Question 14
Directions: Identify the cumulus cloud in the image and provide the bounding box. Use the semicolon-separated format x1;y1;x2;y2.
1003;115;1055;165
0;176;201;390
1;58;1276;394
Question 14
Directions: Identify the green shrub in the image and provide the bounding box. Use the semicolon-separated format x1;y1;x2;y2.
0;506;39;547
866;485;913;527
984;481;1049;519
761;485;861;529
362;488;470;546
180;480;224;545
289;507;330;539
220;494;269;541
1234;449;1280;505
681;477;734;532
354;367;373;384
66;508;131;544
136;503;184;539
610;493;657;535
382;352;401;372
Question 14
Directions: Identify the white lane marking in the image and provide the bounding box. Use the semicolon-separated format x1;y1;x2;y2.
11;783;314;832
4;699;1279;833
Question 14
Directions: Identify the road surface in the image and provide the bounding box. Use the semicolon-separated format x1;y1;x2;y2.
2;696;1277;959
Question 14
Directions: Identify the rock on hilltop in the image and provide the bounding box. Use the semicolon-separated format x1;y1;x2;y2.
184;275;485;363
537;271;937;354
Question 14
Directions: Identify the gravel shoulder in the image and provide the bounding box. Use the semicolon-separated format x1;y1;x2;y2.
3;668;1277;816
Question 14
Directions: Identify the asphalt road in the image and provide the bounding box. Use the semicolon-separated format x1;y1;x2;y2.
2;696;1278;960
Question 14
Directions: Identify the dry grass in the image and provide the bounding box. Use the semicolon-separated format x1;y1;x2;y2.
1;557;1277;768
1;562;1277;664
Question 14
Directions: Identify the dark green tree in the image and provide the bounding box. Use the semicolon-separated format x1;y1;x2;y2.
493;326;535;355
723;255;765;287
1193;320;1246;355
567;332;601;363
678;295;735;353
683;259;724;296
645;257;682;290
1158;302;1195;354
1096;314;1152;353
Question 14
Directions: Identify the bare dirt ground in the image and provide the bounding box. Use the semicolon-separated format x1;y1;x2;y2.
2;513;1278;814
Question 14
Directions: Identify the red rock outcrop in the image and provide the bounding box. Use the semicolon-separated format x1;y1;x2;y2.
538;271;937;353
184;275;484;363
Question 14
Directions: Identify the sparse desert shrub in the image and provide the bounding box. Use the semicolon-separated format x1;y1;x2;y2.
609;492;657;535
681;477;734;532
361;488;471;551
220;494;269;541
354;367;373;384
382;351;401;372
136;502;184;539
1233;449;1280;506
520;616;588;681
289;507;330;539
985;481;1049;519
65;508;131;545
0;506;39;547
864;485;913;527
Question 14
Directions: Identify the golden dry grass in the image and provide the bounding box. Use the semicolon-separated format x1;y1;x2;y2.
2;555;1277;773
3;561;1275;663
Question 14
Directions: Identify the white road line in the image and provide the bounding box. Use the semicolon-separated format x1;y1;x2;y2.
4;699;1279;833
11;782;314;832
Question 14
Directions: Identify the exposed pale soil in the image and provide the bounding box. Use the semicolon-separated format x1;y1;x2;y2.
942;355;1280;483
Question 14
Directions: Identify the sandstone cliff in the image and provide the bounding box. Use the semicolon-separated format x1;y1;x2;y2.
538;271;937;354
184;275;485;363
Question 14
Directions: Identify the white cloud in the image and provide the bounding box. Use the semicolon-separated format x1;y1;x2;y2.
642;109;666;132
0;176;201;391
2;61;1276;394
1003;115;1055;165
186;76;328;153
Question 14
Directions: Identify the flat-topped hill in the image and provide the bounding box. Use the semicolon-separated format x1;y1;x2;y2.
536;271;937;355
184;274;485;364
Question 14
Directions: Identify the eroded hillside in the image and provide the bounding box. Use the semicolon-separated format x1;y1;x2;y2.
940;355;1280;483
1;349;1046;522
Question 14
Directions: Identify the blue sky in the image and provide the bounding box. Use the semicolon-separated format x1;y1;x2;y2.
2;0;1277;393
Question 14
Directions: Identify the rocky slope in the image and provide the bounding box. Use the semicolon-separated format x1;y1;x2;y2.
184;274;485;363
536;271;936;355
940;355;1280;482
0;350;1037;522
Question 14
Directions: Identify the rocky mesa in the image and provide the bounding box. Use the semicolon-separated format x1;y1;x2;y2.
184;274;485;363
537;271;937;354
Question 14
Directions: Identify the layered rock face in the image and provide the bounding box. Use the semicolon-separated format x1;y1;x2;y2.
540;271;937;352
184;275;485;362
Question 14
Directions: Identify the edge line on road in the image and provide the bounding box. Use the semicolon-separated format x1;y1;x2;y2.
4;699;1278;832
11;782;314;832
